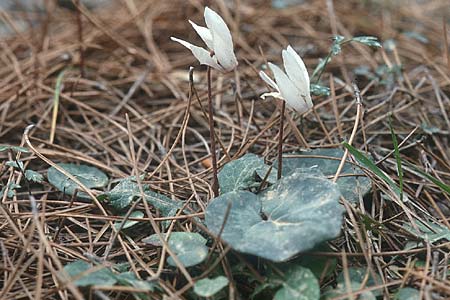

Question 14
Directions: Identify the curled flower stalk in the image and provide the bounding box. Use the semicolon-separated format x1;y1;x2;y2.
171;7;238;197
259;45;312;178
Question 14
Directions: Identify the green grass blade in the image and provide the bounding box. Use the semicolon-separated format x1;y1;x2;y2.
406;163;450;195
389;117;404;201
342;142;403;201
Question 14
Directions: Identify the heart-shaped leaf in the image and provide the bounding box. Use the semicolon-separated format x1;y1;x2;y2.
394;287;420;300
143;232;208;267
321;281;376;300
114;271;156;291
0;183;21;199
114;211;144;230
278;148;371;203
107;177;181;228
218;153;277;194
25;170;44;183
63;260;117;287
193;276;229;297
273;265;320;300
206;171;344;261
6;160;24;170
335;267;382;297
0;145;30;153
47;163;108;199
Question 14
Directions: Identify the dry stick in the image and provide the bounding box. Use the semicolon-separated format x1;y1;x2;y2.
333;82;362;183
443;17;449;71
139;69;195;287
277;101;286;180
75;0;85;78
207;66;219;197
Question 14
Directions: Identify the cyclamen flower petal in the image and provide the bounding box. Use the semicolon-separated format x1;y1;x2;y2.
283;46;312;107
170;37;222;70
269;63;309;113
259;70;279;90
189;21;214;50
171;7;237;72
259;46;312;114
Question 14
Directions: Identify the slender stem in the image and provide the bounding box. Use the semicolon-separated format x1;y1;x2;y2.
333;82;362;183
207;67;219;197
277;101;286;180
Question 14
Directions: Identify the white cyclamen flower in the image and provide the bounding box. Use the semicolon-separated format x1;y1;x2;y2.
171;7;238;72
259;45;312;114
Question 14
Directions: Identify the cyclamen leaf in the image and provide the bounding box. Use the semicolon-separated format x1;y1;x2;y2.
352;36;382;48
25;170;44;183
107;177;181;228
193;276;229;297
277;148;371;203
47;163;108;200
63;260;117;287
143;232;208;267
115;272;156;291
321;281;376;300
394;287;420;300
6;160;24;170
273;265;320;300
336;267;382;297
218;153;277;194
0;145;30;153
0;183;21;199
206;171;343;261
310;84;331;96
114;211;144;230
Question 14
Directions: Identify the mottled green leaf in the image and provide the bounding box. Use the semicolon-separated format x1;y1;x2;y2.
6;160;24;170
206;171;343;261
277;148;371;203
143;232;208;267
297;245;337;279
336;267;382;297
47;163;108;199
63;260;117;287
321;281;376;300
107;177;181;228
0;183;21;198
0;145;30;153
25;170;44;183
352;36;382;48
108;177;142;209
218;153;276;194
310;84;331;96
274;265;320;300
114;211;144;230
115;271;155;291
394;287;420;300
193;276;229;297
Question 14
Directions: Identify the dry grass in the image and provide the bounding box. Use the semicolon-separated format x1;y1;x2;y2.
0;0;450;299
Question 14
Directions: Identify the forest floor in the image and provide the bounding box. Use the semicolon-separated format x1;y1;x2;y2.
0;0;449;299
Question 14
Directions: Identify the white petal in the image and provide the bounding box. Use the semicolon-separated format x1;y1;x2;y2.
189;20;214;50
212;34;238;71
259;70;279;91
204;7;233;47
269;62;309;113
171;37;223;71
282;47;310;96
261;92;283;100
204;7;237;71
